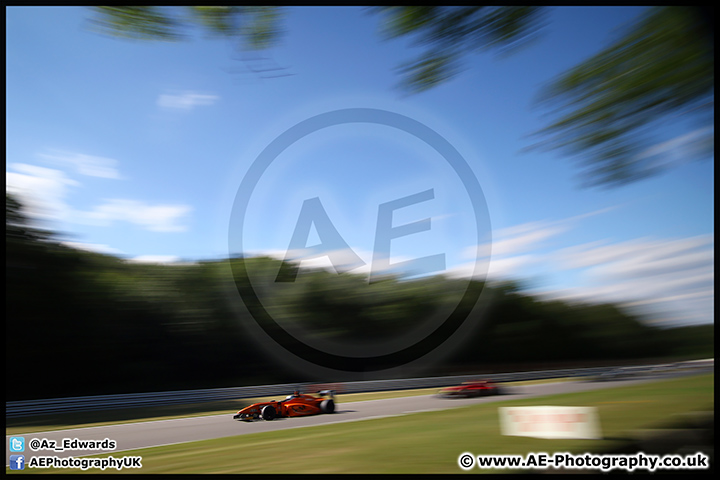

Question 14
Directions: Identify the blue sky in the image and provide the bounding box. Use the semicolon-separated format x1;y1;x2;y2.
6;7;714;327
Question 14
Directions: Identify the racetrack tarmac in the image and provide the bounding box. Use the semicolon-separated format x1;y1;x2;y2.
5;378;665;465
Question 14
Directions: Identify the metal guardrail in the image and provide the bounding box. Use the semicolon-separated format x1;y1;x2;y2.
5;367;604;418
6;360;711;418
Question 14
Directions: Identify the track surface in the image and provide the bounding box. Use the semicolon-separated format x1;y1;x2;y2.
6;378;664;464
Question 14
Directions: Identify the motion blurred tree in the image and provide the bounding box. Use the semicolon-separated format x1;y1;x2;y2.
529;7;714;187
5;195;713;399
87;6;713;188
373;7;545;92
377;6;714;187
88;6;282;46
88;7;288;78
6;193;52;243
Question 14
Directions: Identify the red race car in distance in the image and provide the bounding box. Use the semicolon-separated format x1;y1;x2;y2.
233;390;336;421
438;380;503;398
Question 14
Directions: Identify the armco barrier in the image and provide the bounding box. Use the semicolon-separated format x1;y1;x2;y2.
6;361;711;418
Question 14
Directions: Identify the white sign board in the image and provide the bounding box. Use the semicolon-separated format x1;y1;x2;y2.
499;406;601;439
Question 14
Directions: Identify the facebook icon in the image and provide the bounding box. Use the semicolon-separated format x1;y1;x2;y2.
9;455;25;470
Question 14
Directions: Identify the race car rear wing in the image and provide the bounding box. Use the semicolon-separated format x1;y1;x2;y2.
318;390;335;398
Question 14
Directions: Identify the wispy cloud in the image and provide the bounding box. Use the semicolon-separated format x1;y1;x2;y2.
208;201;716;326
61;241;125;255
454;216;579;281
157;91;220;110
6;163;78;222
556;235;713;273
82;199;192;232
442;206;713;326
126;255;188;264
488;224;568;258
246;247;421;278
463;206;619;274
635;126;714;169
6;161;192;234
38;150;123;179
531;234;714;326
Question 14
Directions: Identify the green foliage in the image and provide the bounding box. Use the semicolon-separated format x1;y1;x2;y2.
375;6;545;92
378;6;713;187
532;7;714;187
6;193;52;243
6;194;712;400
89;7;185;41
83;7;713;188
88;6;282;48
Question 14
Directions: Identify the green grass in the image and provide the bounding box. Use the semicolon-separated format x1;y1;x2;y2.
11;373;713;474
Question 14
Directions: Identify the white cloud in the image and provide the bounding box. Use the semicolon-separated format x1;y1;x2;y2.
624;289;713;308
464;207;619;268
83;199;192;232
635;126;714;169
445;255;537;281
61;241;125;255
448;206;713;325
487;225;567;258
126;255;188;264
38;150;123;179
592;249;712;279
458;217;574;281
157;91;219;110
241;206;714;326
554;235;713;281
531;235;714;326
557;235;713;273
6;163;78;222
486;255;538;278
531;279;714;327
246;247;420;278
7;161;192;235
554;239;649;270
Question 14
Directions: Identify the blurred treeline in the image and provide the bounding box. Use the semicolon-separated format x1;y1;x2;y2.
6;194;713;401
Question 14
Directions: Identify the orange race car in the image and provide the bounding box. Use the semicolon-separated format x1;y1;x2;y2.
233;390;336;421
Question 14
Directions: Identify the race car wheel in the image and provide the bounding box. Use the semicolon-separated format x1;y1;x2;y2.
261;405;277;421
320;399;335;414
